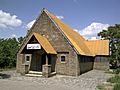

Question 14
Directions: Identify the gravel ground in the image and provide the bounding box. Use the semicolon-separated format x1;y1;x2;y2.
0;70;114;90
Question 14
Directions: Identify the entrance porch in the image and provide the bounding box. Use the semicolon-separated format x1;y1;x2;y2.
27;50;56;77
18;32;57;77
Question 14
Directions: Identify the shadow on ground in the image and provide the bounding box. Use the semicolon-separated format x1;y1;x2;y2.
0;73;11;79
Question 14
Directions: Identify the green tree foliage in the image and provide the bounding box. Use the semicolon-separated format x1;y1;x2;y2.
18;37;24;44
98;24;120;68
0;37;24;68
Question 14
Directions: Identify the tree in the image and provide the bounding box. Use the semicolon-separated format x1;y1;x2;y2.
0;37;24;68
18;37;24;44
98;24;120;68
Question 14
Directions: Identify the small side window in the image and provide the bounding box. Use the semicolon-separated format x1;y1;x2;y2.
25;54;31;63
26;56;30;62
61;56;65;62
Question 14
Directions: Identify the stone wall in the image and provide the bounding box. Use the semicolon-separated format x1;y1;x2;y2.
17;53;30;75
79;62;94;74
28;11;78;76
94;56;109;70
16;54;24;73
78;55;94;74
56;52;78;76
20;64;29;75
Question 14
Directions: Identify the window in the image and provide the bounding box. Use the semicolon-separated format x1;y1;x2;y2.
26;56;30;62
61;56;65;62
25;54;31;62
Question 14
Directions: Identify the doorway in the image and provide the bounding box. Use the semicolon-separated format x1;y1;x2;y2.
30;51;51;72
30;51;41;71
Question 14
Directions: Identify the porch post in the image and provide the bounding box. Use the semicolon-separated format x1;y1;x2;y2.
46;55;48;65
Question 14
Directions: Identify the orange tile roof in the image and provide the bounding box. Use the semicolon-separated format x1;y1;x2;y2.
86;40;109;55
20;32;57;54
33;32;57;54
44;9;110;56
45;10;95;56
19;9;109;56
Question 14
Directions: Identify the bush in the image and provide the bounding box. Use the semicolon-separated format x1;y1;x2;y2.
96;85;106;90
113;83;120;90
107;75;120;83
113;68;120;74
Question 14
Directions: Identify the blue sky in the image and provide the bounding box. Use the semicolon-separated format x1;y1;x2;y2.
0;0;120;39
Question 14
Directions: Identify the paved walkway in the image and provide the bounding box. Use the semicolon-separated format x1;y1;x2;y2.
0;70;113;90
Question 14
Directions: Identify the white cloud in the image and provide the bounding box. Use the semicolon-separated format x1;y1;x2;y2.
56;16;64;20
26;20;36;29
0;10;22;29
74;29;79;32
79;22;109;39
11;34;17;38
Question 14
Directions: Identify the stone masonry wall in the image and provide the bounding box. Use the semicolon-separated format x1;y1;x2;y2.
16;54;23;73
94;56;109;70
28;11;79;76
78;56;94;74
80;62;94;74
16;54;25;74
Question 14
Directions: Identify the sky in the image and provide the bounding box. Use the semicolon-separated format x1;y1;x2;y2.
0;0;120;39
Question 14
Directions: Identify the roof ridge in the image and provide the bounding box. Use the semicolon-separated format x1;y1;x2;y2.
45;10;94;56
44;9;85;40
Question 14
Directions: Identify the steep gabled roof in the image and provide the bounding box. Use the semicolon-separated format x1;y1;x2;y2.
19;9;109;56
19;32;57;54
44;9;95;56
86;40;109;56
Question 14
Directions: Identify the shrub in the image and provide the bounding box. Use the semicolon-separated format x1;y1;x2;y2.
113;68;120;74
96;85;106;90
113;83;120;90
107;75;120;83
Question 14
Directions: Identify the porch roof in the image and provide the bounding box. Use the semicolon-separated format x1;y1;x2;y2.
32;32;57;54
19;32;57;54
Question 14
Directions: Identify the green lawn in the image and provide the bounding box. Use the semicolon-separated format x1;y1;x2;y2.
107;75;120;90
0;67;16;72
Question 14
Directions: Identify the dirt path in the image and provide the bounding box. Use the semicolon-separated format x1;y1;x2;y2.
0;70;114;90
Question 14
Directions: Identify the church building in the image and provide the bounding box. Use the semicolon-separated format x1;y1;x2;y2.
16;9;109;77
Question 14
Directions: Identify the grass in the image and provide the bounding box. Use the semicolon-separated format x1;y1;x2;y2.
105;68;120;74
107;75;120;90
107;75;120;83
105;71;115;74
96;85;106;90
0;67;16;72
113;83;120;90
97;71;120;90
97;68;120;90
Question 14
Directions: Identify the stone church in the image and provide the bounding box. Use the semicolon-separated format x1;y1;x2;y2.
16;9;109;77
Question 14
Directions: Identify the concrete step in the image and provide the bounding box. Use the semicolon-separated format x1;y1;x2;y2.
25;74;42;77
51;72;56;75
26;71;56;77
50;72;56;77
29;71;42;75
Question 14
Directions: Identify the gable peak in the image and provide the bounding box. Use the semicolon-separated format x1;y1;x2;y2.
41;8;49;13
